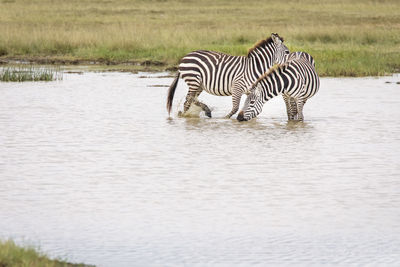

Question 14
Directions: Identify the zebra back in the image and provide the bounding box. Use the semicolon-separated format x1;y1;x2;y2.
178;33;289;96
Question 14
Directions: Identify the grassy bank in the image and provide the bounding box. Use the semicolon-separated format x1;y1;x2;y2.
0;240;93;267
0;0;399;76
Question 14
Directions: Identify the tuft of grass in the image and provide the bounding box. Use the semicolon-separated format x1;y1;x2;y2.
0;66;62;82
0;239;93;267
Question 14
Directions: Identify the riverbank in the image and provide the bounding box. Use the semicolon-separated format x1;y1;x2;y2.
0;58;168;74
0;0;399;76
0;240;93;267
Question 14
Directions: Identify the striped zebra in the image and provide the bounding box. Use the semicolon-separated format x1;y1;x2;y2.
287;51;315;68
237;51;320;121
166;33;289;118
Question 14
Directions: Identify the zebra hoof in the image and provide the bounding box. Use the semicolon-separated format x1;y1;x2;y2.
205;111;212;118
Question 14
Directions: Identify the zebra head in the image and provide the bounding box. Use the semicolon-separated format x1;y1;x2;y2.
271;33;290;65
237;85;264;122
248;33;289;68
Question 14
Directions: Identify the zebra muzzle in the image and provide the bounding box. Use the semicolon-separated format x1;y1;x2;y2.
237;111;245;121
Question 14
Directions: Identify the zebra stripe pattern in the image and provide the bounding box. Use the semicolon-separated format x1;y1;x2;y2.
166;33;289;118
179;50;245;96
237;51;320;121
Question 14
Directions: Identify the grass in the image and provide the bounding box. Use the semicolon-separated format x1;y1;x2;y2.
0;0;399;76
0;66;62;81
0;239;93;267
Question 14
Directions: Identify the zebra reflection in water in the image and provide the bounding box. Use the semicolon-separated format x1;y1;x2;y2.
237;51;320;122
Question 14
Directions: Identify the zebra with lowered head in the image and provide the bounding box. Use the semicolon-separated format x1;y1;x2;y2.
166;33;290;118
237;51;320;122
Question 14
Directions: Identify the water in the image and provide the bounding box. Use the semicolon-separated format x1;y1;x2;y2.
1;71;400;266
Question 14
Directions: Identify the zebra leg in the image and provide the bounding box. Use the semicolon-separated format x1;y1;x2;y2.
283;95;291;120
182;86;212;118
182;90;197;113
194;85;212;117
283;95;298;120
283;95;294;120
180;74;203;116
225;89;243;118
193;99;212;118
295;99;307;121
289;97;298;120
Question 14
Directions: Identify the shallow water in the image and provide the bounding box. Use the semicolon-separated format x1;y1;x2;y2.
1;71;400;266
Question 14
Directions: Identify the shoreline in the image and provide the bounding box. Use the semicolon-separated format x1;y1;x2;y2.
0;57;175;73
1;57;399;77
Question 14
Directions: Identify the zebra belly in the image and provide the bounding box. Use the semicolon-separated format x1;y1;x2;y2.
202;84;232;96
180;74;232;96
284;84;318;100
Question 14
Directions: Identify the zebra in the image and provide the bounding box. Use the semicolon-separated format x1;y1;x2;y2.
237;51;320;122
166;33;290;118
287;51;315;68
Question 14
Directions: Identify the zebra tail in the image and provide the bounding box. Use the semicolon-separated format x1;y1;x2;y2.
166;71;180;115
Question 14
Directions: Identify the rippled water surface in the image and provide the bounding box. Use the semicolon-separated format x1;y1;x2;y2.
1;71;400;266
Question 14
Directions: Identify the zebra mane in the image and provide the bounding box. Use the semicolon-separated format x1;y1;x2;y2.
247;34;284;56
250;63;287;91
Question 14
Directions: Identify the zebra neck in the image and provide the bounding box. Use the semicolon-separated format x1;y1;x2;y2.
260;73;285;102
248;46;274;76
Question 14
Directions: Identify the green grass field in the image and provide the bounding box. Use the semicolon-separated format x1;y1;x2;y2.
0;0;399;76
0;240;93;267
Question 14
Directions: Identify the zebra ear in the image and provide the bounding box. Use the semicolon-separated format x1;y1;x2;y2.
271;33;282;45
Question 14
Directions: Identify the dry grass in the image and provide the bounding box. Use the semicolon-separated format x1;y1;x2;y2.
0;0;399;76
